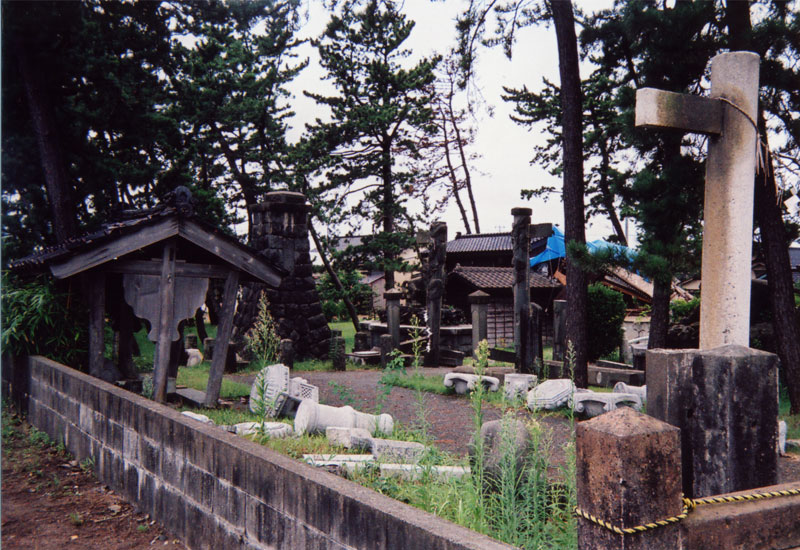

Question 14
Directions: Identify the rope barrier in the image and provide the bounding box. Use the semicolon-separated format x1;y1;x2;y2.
575;487;800;535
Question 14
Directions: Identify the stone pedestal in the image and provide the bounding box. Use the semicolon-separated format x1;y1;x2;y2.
469;290;489;358
379;334;393;368
354;331;370;352
185;334;198;349
233;191;331;358
331;336;346;371
294;401;393;436
577;407;682;549
384;291;402;349
553;299;567;361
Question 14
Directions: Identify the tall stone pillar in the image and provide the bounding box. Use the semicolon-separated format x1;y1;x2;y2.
469;290;489;358
425;221;447;367
511;207;533;373
234;191;331;358
553;299;567;361
384;290;402;349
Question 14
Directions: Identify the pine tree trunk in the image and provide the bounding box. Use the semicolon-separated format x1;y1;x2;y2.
309;222;361;333
552;0;588;387
648;277;671;349
382;141;395;291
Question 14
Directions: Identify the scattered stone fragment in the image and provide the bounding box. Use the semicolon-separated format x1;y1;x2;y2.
443;373;500;395
341;462;471;481
526;379;575;410
469;418;536;483
326;427;373;450
503;373;538;400
185;348;204;368
294;401;393;436
612;381;647;400
303;454;375;467
366;438;427;464
181;411;212;423
233;421;293;438
289;377;319;402
248;364;290;416
779;420;787;456
571;391;643;418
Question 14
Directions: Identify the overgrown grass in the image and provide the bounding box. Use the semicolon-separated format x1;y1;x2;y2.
176;364;251;398
133;325;217;372
183;407;259;426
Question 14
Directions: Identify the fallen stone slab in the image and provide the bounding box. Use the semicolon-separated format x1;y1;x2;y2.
527;379;575;410
326;427;373;450
362;437;427;464
341;462;471;481
234;421;293;438
612;381;647;400
181;411;212;423
303;454;375;467
504;373;538;400
588;365;645;387
294;401;393;436
571;391;643;418
443;372;500;395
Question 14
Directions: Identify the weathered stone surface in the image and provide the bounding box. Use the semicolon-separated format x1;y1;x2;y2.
779;420;787;456
571;391;643;418
181;411;212;423
341;462;471;481
526;379;575;410
588;365;644;387
248;364;290;415
379;334;393;368
690;344;778;497
288;377;319;402
325;427;373;450
294;401;393;436
279;338;294;369
385;291;402;349
443;373;500;395
331;336;346;371
511;207;533;373
184;334;198;349
353;331;370;352
233;421;292;438
503;373;537;400
469;290;489;358
469;418;535;483
577;407;682;549
366;438;427;464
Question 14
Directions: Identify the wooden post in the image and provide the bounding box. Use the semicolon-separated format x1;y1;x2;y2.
553;299;566;361
153;241;177;403
530;302;543;364
511;207;533;373
88;270;106;378
384;291;402;349
204;269;240;407
425;221;447;367
577;407;682;549
469;290;490;358
636;52;760;349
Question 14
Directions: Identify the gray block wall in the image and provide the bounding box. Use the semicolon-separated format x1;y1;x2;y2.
17;356;512;550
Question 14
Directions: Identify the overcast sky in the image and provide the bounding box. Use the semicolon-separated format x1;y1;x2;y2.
284;0;622;245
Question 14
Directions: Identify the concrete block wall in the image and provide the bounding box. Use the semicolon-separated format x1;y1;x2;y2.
18;356;512;550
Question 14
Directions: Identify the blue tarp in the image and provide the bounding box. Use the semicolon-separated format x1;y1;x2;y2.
530;227;636;266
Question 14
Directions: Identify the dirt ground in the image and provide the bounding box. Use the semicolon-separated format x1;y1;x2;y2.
1;411;186;550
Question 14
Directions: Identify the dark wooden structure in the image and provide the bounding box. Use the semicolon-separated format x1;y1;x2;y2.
10;189;284;405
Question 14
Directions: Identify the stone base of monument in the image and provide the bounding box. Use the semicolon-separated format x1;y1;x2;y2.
294;401;393;436
443;373;500;395
571;391;643;418
326;427;373;450
526;379;575;410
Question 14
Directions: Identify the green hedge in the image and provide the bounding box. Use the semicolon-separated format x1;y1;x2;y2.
587;283;626;361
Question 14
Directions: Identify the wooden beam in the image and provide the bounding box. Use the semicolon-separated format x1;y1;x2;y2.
87;271;106;378
153;240;177;403
105;259;230;279
635;88;722;135
204;269;240;407
179;220;283;287
50;218;179;279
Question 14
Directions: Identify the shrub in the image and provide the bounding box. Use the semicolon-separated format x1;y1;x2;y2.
316;269;373;321
587;283;626;361
245;294;280;365
670;297;700;323
1;274;88;366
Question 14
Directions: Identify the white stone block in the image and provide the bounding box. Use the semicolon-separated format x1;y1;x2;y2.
504;373;538;400
289;377;319;402
341;462;470;481
303;454;375;467
571;391;643;418
249;364;290;415
294;401;393;436
526;379;575;410
185;348;204;367
443;373;500;395
326;427;373;450
779;420;787;456
612;382;647;400
368;438;427;463
181;411;212;423
233;421;293;438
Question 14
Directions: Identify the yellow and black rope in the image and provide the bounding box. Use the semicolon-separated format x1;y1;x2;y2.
575;487;800;535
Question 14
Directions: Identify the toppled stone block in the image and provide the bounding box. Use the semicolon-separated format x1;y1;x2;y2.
289;377;319;402
326;427;373;450
365;437;427;464
612;381;647;400
234;421;293;438
571;391;643;418
185;348;204;367
181;411;212;423
443;373;500;395
303;454;375;467
294;401;393;436
526;379;575;410
249;364;290;416
504;373;538;400
274;393;302;418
